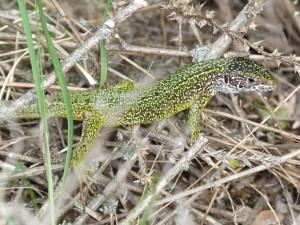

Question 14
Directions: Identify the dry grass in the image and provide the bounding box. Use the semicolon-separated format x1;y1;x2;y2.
1;0;300;224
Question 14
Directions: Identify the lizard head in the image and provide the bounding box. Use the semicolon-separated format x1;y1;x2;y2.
215;57;277;94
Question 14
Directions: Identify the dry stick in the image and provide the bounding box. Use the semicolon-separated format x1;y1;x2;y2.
132;124;149;185
157;207;222;225
223;82;300;156
72;154;138;225
0;9;63;36
0;163;64;182
0;149;40;164
120;136;208;225
202;123;300;168
231;94;247;135
59;172;142;222
0;0;148;120
1;5;96;86
155;148;300;206
0;16;76;68
0;160;49;187
0;81;86;90
118;54;156;80
200;186;222;225
203;108;300;141
50;0;101;85
205;0;267;59
248;54;300;64
243;197;267;225
251;184;282;225
0;32;192;57
257;92;285;139
50;0;85;42
52;157;138;223
283;0;300;33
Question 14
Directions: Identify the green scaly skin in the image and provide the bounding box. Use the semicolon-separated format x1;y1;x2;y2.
0;57;277;167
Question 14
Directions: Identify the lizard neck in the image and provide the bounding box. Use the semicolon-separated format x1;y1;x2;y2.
154;61;225;99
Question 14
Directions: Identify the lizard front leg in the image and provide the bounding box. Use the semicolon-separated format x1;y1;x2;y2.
188;95;213;144
71;115;104;168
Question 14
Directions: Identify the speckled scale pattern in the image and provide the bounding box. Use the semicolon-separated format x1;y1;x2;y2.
4;57;277;167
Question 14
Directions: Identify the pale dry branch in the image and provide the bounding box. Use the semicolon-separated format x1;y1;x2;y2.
205;0;268;59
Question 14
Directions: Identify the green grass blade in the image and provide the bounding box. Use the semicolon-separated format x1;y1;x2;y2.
139;175;157;225
35;0;74;213
99;0;111;88
24;178;40;214
17;0;54;224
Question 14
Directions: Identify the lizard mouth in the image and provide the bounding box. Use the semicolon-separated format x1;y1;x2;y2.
262;78;277;90
254;81;277;92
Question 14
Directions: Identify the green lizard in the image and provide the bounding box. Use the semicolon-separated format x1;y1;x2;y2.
0;57;277;168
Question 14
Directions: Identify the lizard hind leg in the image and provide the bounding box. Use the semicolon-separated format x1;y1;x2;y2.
70;115;104;197
71;115;104;171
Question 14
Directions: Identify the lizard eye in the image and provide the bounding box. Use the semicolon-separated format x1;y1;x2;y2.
247;77;255;83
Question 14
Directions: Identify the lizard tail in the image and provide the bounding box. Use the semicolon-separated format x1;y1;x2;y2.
0;99;41;119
